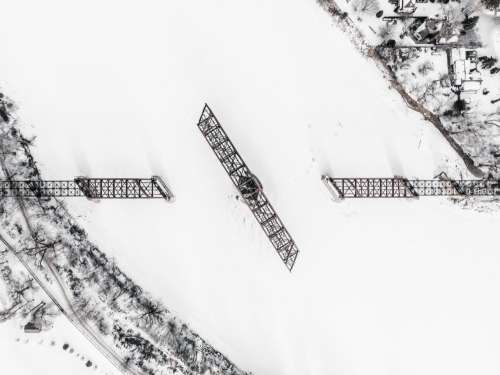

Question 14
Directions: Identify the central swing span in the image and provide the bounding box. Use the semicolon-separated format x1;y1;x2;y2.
197;104;299;271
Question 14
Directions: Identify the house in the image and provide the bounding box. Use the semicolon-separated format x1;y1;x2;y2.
448;48;482;93
395;0;417;14
23;302;45;334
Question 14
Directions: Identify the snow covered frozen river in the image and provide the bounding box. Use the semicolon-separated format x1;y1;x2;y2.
2;1;500;375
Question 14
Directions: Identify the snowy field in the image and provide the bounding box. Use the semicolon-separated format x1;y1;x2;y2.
2;1;500;375
0;317;118;375
488;15;500;56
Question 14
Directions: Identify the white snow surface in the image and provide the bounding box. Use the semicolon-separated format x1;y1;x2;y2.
2;1;500;375
478;12;500;57
0;317;117;375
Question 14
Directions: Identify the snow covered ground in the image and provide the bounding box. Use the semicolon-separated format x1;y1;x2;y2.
0;317;118;375
478;12;500;56
2;1;500;375
496;24;500;56
487;15;500;56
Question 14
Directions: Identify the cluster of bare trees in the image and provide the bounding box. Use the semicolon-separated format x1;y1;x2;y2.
481;0;500;10
440;110;500;178
25;196;249;374
0;250;56;330
0;263;32;322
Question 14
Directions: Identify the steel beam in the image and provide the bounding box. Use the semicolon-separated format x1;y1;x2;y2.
197;104;299;271
0;177;173;200
323;175;500;198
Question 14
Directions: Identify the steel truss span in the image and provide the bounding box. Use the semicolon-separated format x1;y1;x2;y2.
197;104;299;271
322;176;500;198
0;176;173;200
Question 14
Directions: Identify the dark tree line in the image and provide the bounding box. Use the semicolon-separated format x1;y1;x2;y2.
481;0;499;10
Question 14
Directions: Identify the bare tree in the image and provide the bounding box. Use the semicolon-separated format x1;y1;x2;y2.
12;279;33;301
138;300;163;327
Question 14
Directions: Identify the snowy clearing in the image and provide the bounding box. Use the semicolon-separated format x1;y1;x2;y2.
0;317;118;375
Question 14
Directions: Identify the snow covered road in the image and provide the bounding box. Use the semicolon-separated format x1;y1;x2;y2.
2;1;500;375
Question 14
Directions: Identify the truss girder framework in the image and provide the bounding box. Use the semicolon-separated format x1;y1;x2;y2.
0;177;173;200
197;104;299;271
326;177;500;198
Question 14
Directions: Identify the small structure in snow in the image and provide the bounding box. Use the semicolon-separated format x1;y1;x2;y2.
24;321;42;333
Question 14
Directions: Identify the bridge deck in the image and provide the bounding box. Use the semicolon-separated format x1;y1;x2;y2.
197;104;299;271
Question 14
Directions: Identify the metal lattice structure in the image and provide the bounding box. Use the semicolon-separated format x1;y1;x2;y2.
0;176;173;200
197;104;299;271
322;175;500;199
